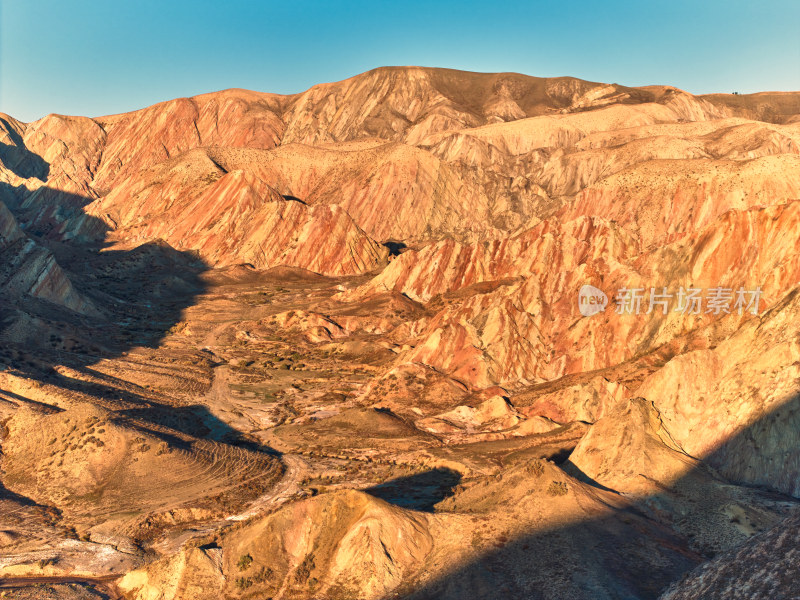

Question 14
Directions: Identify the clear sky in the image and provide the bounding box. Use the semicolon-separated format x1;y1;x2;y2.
1;0;799;122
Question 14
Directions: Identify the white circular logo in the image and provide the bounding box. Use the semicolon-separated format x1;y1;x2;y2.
578;285;608;317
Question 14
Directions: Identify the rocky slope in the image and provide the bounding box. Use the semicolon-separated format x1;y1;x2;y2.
0;198;96;319
659;512;800;599
83;158;389;276
346;200;800;389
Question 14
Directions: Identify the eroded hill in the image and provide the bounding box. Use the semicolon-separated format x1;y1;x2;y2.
1;67;799;599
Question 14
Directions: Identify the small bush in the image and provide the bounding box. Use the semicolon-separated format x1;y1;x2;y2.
235;576;253;590
237;553;253;571
547;481;568;496
527;460;544;477
294;554;315;582
252;566;273;583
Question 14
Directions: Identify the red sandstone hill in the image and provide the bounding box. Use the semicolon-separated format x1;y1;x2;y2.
1;67;799;600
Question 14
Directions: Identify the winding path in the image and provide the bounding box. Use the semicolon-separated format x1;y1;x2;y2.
226;453;309;522
0;575;123;598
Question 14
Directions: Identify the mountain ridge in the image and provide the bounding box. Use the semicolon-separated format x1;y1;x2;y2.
1;65;799;599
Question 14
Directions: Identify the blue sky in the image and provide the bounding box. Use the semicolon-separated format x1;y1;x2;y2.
2;0;799;122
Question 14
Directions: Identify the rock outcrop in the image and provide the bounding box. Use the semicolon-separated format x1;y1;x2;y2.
84;162;389;276
0;199;96;318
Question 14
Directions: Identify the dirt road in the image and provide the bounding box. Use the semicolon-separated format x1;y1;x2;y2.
0;575;122;598
226;453;309;521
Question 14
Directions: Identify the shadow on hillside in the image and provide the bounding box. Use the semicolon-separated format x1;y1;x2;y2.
0;182;198;356
560;461;618;492
365;467;462;512
118;402;281;454
384;240;408;257
0;180;279;455
388;392;800;600
0;118;50;181
0;480;43;508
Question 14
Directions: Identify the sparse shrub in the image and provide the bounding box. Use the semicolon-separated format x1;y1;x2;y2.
84;435;104;448
294;554;315;582
237;553;253;571
252;566;273;583
547;481;568;496
235;577;253;590
527;460;544;477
